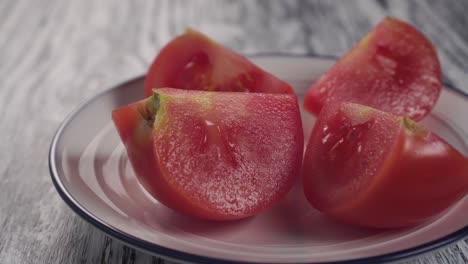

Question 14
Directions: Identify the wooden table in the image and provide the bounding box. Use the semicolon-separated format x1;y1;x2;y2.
1;1;467;263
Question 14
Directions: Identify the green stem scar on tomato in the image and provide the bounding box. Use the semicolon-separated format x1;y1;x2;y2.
303;102;468;229
304;17;442;121
112;88;304;221
144;29;294;97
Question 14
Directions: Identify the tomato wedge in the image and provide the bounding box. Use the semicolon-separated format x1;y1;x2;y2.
303;102;468;228
144;29;294;97
113;88;303;220
304;17;442;121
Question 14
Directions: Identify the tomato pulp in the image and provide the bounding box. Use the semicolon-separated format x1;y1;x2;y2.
113;88;304;220
144;29;294;97
303;102;468;228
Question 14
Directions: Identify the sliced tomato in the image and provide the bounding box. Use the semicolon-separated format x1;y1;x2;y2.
113;88;303;220
304;17;442;121
144;29;294;97
303;102;468;228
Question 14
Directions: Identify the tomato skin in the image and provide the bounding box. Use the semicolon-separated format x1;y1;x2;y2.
304;17;442;121
144;29;294;97
113;88;303;220
111;99;208;218
329;130;468;228
303;102;468;228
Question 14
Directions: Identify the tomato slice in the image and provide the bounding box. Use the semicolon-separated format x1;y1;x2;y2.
113;88;303;220
304;17;442;121
144;29;294;97
303;102;468;228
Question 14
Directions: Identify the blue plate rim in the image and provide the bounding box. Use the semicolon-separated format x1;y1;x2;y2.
49;54;468;264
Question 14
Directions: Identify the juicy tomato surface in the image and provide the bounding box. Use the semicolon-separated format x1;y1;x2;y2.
113;88;303;220
304;17;441;121
303;102;468;228
144;29;294;97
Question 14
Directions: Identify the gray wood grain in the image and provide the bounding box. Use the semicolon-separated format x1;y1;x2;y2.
0;0;467;263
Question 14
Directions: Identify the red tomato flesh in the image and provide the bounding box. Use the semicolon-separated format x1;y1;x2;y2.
304;17;442;121
303;102;468;228
144;29;294;97
113;88;303;220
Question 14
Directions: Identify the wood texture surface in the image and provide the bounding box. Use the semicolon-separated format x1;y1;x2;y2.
1;0;467;263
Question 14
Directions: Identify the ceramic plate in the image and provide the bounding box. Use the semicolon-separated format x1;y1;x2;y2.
49;56;468;263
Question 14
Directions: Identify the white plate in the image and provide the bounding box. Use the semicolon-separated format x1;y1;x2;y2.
49;55;468;263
